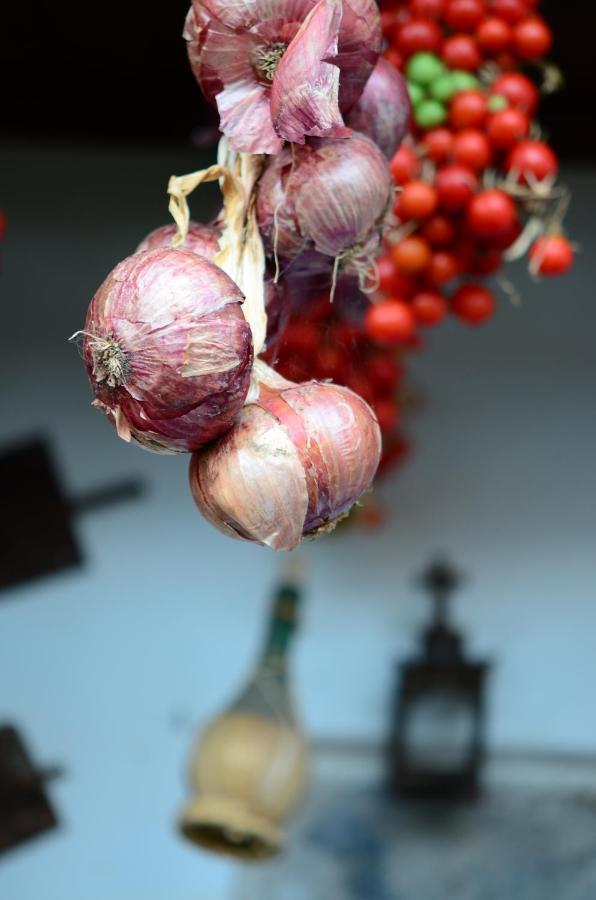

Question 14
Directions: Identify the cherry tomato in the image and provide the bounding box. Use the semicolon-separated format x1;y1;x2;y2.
412;290;448;325
449;89;488;128
391;237;432;273
436;163;478;212
377;253;400;294
385;46;405;69
486;107;529;148
315;345;350;383
422;214;457;246
365;299;416;343
444;0;484;31
507;140;558;182
345;373;376;404
489;0;528;25
281;320;320;355
452;129;492;169
513;17;552;58
491;72;538;114
426;250;460;286
467;189;518;239
399;181;439;219
381;9;399;36
451;283;496;323
410;0;446;17
390;145;421;184
468;248;503;274
529;234;574;276
441;34;482;70
396;18;443;56
423;127;454;162
476;17;513;52
373;398;400;432
366;354;402;394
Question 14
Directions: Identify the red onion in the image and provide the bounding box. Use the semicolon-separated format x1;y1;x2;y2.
189;367;381;550
344;58;411;160
256;133;392;286
136;221;220;258
137;221;288;351
183;0;381;153
80;248;253;453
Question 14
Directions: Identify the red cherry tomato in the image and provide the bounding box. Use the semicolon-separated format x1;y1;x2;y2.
507;140;558;182
489;0;528;25
365;299;416;344
381;9;398;36
345;373;376;404
491;72;538;114
422;214;457;246
391;236;432;273
426;250;460;286
466;189;518;239
377;253;399;294
410;0;445;17
399;181;439;219
412;290;448;326
366;354;402;394
436;164;478;212
476;16;513;52
281;320;320;355
529;234;574;276
444;0;484;31
423;128;454;162
390;146;420;184
452;129;492;170
468;248;503;274
451;283;496;324
513;17;552;59
315;345;350;383
442;34;482;70
385;46;405;69
396;18;442;56
487;107;529;149
449;89;488;128
373;398;400;432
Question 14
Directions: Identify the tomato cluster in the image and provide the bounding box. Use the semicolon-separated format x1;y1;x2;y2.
368;0;574;341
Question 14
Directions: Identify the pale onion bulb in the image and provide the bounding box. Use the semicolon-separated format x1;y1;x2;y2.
80;248;253;453
189;371;381;550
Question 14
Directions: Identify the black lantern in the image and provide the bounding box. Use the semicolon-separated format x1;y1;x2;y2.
388;559;490;801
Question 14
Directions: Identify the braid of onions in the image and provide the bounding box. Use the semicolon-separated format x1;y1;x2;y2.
73;2;411;549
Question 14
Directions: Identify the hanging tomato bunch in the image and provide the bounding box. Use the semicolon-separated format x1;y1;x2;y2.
372;0;574;331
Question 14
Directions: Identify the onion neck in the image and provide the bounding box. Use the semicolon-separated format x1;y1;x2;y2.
89;335;129;388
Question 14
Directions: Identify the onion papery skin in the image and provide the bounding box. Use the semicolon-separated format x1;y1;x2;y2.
82;248;253;454
256;133;392;278
345;58;411;160
135;221;220;259
189;376;382;550
183;0;381;153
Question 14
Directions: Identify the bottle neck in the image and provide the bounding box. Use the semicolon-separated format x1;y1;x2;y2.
259;583;301;672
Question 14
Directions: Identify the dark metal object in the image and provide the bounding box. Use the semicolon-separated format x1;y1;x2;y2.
0;437;144;592
0;726;62;854
388;558;490;801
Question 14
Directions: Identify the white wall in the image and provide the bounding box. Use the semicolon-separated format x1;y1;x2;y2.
1;142;594;899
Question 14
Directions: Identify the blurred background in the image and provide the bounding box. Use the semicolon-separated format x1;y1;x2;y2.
1;2;595;898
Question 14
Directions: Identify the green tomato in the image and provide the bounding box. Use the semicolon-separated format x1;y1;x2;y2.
414;99;447;129
407;81;425;106
487;93;509;112
450;70;479;92
429;74;457;103
406;52;445;87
